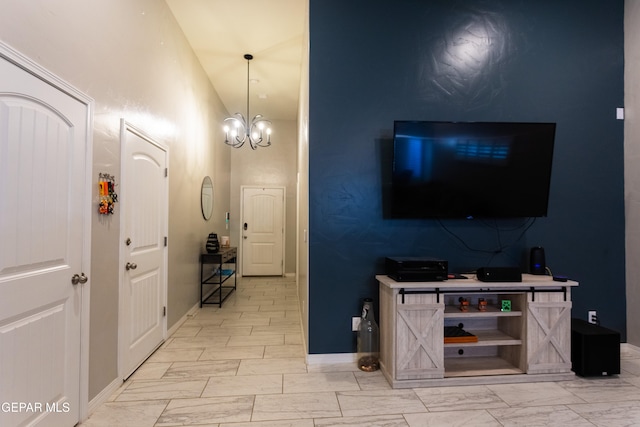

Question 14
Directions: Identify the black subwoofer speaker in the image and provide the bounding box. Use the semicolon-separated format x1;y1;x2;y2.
571;318;620;376
529;246;546;275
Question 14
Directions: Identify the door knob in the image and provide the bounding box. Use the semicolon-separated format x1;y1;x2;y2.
71;273;89;285
125;262;137;271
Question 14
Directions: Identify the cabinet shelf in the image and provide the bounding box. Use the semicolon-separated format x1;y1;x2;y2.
202;269;235;285
444;305;522;318
444;356;524;378
444;329;521;347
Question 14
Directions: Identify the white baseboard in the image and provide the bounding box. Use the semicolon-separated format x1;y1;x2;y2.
86;376;122;416
167;301;200;338
87;302;201;420
306;353;357;365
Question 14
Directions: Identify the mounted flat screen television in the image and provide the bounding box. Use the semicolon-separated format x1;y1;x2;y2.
390;121;556;219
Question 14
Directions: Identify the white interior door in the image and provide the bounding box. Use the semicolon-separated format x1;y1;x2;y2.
0;46;91;426
119;121;167;379
241;187;285;276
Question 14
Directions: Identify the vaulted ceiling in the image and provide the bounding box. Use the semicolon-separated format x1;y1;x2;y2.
165;0;307;122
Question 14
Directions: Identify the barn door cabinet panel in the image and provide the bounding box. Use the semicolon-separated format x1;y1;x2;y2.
395;293;444;380
526;292;573;374
377;274;578;388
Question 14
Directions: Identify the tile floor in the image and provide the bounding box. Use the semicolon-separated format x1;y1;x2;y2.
82;276;640;427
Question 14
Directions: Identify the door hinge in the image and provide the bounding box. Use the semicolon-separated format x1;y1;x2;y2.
163;306;166;317
164;236;168;247
165;168;168;177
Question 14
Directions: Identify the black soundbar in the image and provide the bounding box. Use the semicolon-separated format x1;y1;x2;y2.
476;267;522;282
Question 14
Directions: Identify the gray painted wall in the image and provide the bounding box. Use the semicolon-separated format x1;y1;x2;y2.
625;0;640;347
0;0;297;401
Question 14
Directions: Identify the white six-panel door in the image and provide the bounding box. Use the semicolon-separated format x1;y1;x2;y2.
0;44;91;426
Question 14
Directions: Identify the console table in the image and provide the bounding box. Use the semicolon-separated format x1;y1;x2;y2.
377;274;578;388
200;247;237;307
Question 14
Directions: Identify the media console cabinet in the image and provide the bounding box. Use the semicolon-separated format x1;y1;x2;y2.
377;274;578;388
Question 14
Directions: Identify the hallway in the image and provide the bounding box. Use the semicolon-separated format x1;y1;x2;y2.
82;276;640;426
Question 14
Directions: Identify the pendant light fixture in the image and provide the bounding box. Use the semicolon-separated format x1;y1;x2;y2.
223;54;272;149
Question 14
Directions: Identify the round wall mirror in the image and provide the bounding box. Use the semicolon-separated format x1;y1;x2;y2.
201;176;213;220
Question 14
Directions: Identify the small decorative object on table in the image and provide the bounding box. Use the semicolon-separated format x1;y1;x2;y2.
478;298;487;311
459;297;469;312
206;233;220;253
501;299;512;312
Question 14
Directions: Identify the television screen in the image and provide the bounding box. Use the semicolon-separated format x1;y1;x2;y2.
390;121;556;219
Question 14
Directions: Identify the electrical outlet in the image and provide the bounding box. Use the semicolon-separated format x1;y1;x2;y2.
352;317;361;331
588;310;597;324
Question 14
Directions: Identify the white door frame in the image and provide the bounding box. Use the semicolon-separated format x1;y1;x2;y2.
239;185;286;276
0;41;94;422
117;120;168;379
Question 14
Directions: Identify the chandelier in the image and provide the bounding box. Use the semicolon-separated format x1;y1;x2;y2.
223;54;272;149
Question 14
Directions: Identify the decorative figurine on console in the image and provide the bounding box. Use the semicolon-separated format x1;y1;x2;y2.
206;233;220;253
478;298;487;311
459;297;469;312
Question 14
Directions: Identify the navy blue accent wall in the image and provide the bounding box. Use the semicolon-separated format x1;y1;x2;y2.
309;0;625;353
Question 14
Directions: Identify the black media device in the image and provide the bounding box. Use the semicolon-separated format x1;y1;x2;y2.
476;267;522;282
386;257;448;282
529;246;546;275
387;121;556;219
